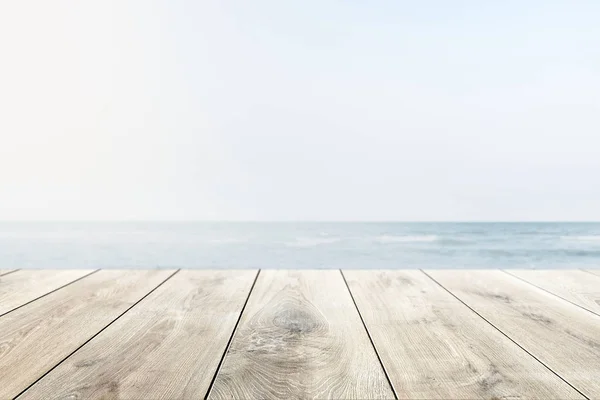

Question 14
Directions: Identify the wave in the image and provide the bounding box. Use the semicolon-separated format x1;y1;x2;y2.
286;237;341;247
376;235;438;243
208;238;248;245
561;236;600;242
483;248;600;258
436;237;472;245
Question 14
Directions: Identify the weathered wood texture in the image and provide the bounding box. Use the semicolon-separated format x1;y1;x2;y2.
0;269;18;276
209;270;394;400
427;270;600;399
0;269;95;315
506;269;600;315
344;270;582;399
20;270;257;400
0;269;174;399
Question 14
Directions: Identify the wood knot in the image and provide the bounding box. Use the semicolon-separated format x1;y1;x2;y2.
272;308;318;334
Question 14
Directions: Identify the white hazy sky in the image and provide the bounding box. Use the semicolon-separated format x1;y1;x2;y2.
1;0;599;221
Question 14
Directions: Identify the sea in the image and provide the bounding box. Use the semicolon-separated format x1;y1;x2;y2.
1;222;599;269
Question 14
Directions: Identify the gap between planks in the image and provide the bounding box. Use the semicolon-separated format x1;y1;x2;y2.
420;270;590;399
14;269;180;399
340;269;397;399
581;269;600;278
207;270;394;399
204;269;262;400
0;269;100;318
501;270;600;319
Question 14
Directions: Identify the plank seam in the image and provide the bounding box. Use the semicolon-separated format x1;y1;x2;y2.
339;269;398;400
204;269;261;400
420;270;590;400
502;270;600;319
581;269;600;278
14;269;181;400
0;269;100;319
0;269;20;277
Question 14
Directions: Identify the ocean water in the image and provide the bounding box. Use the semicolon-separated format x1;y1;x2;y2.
1;222;599;269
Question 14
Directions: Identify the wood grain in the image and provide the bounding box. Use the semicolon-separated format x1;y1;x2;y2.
427;270;600;399
0;269;174;399
344;270;582;399
208;270;394;400
0;269;95;315
506;269;600;315
20;270;257;400
0;269;18;276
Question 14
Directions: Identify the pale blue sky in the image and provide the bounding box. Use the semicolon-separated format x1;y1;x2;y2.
1;0;599;220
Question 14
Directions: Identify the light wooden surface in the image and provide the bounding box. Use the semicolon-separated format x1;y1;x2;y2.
0;269;95;316
506;269;600;316
0;269;174;399
208;270;395;400
2;269;600;400
427;270;600;399
0;269;18;276
344;270;582;399
584;269;600;278
20;270;257;400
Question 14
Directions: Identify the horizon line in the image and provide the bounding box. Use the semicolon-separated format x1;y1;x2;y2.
0;220;599;224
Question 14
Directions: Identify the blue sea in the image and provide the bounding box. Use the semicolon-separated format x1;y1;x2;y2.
1;222;599;269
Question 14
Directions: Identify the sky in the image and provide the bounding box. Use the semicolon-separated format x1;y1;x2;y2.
1;0;599;221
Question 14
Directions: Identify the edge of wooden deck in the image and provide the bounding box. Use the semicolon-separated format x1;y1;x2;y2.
1;268;598;399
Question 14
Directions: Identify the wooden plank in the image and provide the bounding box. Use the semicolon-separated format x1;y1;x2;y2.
208;270;394;400
19;270;257;400
0;269;18;276
506;269;600;315
427;270;600;399
0;269;95;316
0;269;174;399
344;270;582;400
